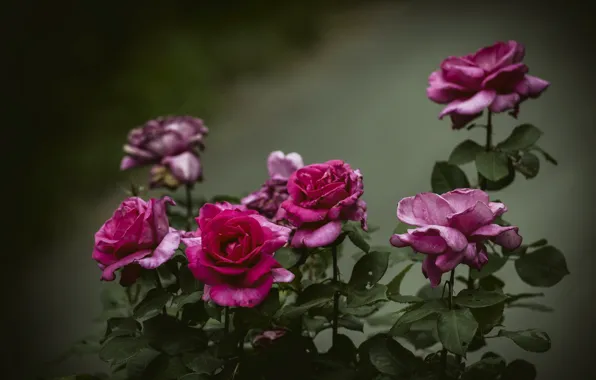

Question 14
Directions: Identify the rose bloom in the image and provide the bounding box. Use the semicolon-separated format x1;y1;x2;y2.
120;116;208;188
390;189;522;287
92;196;180;286
281;160;367;248
427;40;550;129
241;151;304;221
184;202;294;307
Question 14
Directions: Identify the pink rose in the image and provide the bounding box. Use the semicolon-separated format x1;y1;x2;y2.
390;189;522;287
120;116;208;188
92;196;180;286
184;202;294;308
281;160;367;248
242;151;304;221
427;41;550;129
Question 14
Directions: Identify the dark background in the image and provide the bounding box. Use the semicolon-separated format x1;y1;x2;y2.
4;0;595;379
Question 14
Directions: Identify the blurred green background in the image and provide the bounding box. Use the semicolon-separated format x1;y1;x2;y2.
6;0;595;379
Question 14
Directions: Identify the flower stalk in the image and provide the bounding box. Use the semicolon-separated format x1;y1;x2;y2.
331;244;340;346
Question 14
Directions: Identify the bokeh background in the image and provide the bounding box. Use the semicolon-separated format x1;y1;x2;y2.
5;0;595;379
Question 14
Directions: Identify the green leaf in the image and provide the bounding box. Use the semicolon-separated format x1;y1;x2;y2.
142;315;207;355
437;309;478;356
328;333;357;364
182;351;224;374
475;151;509;181
338;314;364;332
388;294;424;304
179;374;210;380
416;284;443;300
514;152;540;179
204;301;222;321
508;302;554;312
469;253;507;279
258;288;281;316
179;266;201;295
367;335;419;377
106;317;139;338
343;222;370;253
126;348;161;379
501;359;537;380
172;292;203;311
532;146;558;165
349;251;389;289
390;300;446;334
497;124;543;151
514;245;570;287
386;263;414;296
454;289;508;308
279;283;335;318
448;139;484;165
133;288;172;320
346;283;388;308
99;337;147;364
470;301;504;334
478;275;505;291
461;355;506;380
274;247;302;268
484;158;516;191
505;292;544;303
431;161;470;193
497;329;551;353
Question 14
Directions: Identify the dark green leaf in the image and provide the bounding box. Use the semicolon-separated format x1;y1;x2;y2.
514;245;570;287
390;300;447;334
470;300;504;335
279;283;335;318
368;335;419;377
273;247;302;268
505;292;544;303
328;333;357;364
508;302;554;312
497;329;551;353
514;152;540;179
529;238;548;248
106;317;139;338
99;337;147;364
532;146;558;166
386;263;414;296
501;359;537;380
142;315;207;355
179;374;210;380
204;301;222;321
179;266;201;294
388;294;424;303
182;351;224;374
469;253;507;279
338;314;364;332
349;251;389;289
181;302;208;326
437;309;478;356
258;288;281;316
453;289;508;308
133;288;172;320
346;283;388;308
478;275;505;291
126;348;161;379
484;157;516;191
416;284;443;300
100;285;129;311
497;124;543;151
461;355;506;380
449;139;484;165
172;292;203;311
343;222;370;253
431;161;470;193
475;151;509;181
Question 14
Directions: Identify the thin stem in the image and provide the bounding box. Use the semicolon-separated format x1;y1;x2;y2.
224;307;230;334
331;244;340;346
154;271;167;314
440;270;456;377
185;184;194;231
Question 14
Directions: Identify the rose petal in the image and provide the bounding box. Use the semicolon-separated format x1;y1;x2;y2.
441;189;490;213
271;267;295;283
422;256;443;288
427;71;469;104
137;231;180;269
267;151;304;180
470;224;522;250
243;255;279;286
100;249;153;281
516;75;550;99
120;156;141;170
439;90;497;118
208;276;274;308
390;225;468;254
440;57;485;88
435;249;466;272
462;242;489;270
291;221;343;248
488;202;507;217
162;152;202;183
449;112;482;130
489;93;521;113
447;201;495;235
281;201;327;226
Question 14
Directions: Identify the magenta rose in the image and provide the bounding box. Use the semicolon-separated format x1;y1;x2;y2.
120;116;208;188
281;160;367;248
241;151;304;221
92;196;180;286
184;202;294;308
427;40;550;129
390;189;522;287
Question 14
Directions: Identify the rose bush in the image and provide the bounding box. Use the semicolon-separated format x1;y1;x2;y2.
390;189;522;286
92;196;180;286
281;159;367;248
184;202;294;307
427;40;550;129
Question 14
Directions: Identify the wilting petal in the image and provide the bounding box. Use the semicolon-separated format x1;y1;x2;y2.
439;90;497;118
291;221;343;248
516;75;550;98
489;93;521;113
271;267;295;283
441;189;489;213
208;276;274;308
163;152;201;183
100;249;152;281
494;228;523;250
422;256;443;288
447;201;495;235
397;193;453;227
267;151;304;180
137;231;180;269
390;225;467;254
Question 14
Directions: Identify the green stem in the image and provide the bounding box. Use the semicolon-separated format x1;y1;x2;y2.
185;184;194;231
154;271;167;314
440;270;456;377
331;244;339;346
224;307;231;335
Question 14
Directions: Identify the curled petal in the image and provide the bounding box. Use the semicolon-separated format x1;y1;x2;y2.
100;249;153;281
462;243;489;270
435;249;467;272
447;201;495;235
441;189;489;213
281;201;327;226
427;71;469;104
291;221;343;249
137;231;180;269
422;256;443;288
272;267;295;283
162;152;202;183
181;230;202;247
439;90;497;118
516;75;550;99
488;202;507;217
208;276;274;308
470;224;522;250
489;93;521;113
120;156;141;170
397;193;453;227
390;225;468;254
267;151;304;180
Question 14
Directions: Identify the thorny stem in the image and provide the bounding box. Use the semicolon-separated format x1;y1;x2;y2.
185;184;194;231
331;244;340;346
